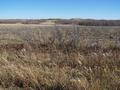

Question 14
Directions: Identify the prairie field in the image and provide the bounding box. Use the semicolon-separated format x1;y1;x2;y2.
0;24;120;90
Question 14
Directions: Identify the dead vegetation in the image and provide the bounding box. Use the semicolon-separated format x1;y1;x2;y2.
0;24;119;90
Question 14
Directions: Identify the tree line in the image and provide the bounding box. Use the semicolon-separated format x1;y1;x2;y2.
0;19;120;26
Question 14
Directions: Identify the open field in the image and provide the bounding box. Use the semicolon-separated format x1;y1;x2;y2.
0;24;120;90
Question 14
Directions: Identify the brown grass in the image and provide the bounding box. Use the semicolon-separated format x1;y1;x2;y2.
0;24;119;90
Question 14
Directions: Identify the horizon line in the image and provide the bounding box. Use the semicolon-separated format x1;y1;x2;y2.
0;18;120;21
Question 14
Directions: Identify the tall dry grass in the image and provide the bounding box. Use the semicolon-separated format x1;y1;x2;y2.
0;24;119;90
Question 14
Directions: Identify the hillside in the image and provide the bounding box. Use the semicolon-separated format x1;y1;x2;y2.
0;19;120;26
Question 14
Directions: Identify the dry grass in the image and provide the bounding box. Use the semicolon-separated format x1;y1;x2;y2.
0;24;119;90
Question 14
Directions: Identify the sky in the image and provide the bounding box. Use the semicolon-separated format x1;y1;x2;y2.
0;0;120;19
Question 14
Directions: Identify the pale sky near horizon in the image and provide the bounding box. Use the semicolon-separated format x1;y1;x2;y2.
0;0;120;19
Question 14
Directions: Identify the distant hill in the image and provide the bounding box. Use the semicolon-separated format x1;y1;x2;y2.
0;19;120;26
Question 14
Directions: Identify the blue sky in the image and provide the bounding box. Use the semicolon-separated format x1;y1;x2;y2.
0;0;120;19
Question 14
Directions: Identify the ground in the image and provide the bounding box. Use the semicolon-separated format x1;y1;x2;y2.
0;24;119;90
